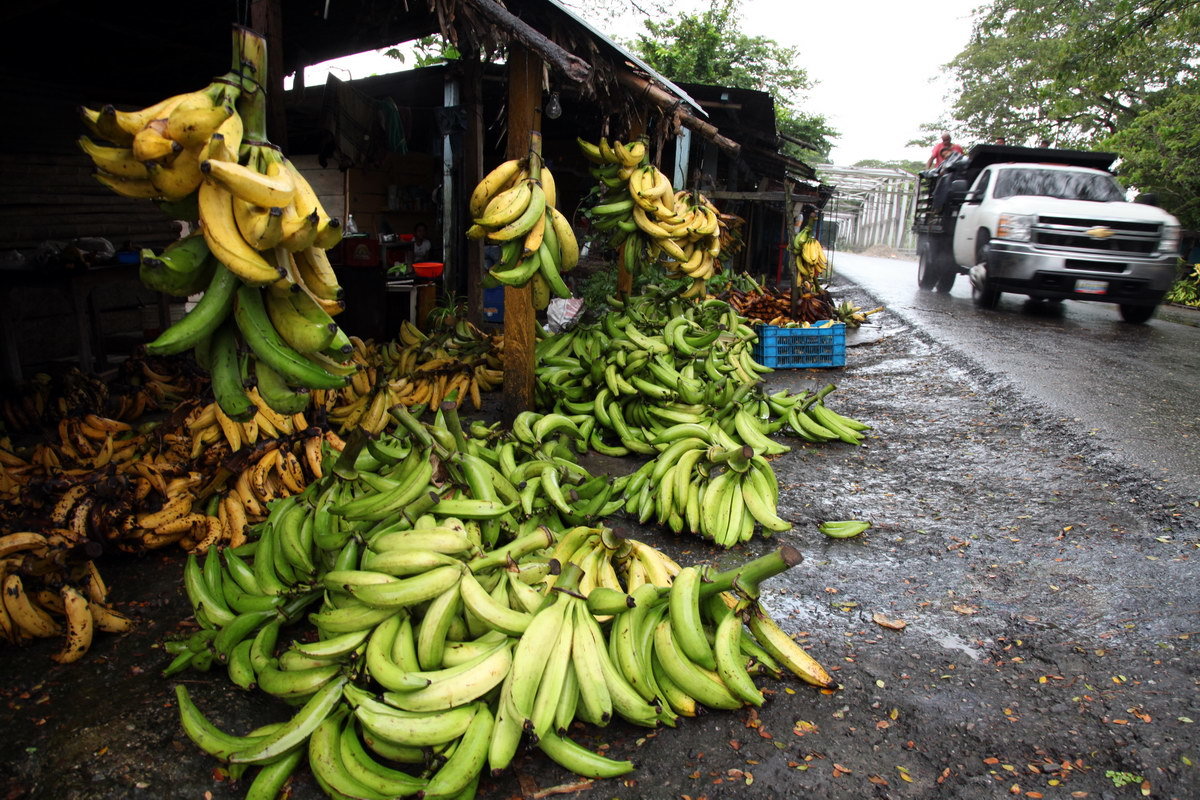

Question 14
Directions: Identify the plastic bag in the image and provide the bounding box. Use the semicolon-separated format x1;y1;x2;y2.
547;297;584;333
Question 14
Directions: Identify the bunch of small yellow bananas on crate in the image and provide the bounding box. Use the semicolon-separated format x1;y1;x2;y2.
0;533;133;662
577;136;728;298
167;406;834;800
831;299;884;329
533;287;870;547
79;25;358;422
466;149;579;310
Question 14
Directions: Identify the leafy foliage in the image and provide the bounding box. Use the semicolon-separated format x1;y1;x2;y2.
937;1;1200;229
384;36;461;69
1102;83;1200;230
626;0;836;158
1164;261;1200;308
852;158;925;176
940;0;1200;147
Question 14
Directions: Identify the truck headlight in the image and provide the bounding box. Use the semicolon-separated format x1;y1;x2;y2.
996;213;1034;242
1159;223;1181;255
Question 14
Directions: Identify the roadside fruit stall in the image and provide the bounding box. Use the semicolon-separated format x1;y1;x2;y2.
0;3;870;799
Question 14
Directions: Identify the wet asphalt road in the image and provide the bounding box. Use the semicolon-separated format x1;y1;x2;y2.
830;251;1200;495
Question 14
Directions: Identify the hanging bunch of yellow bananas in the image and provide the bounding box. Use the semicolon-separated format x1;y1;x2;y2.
79;25;356;421
578;136;727;298
791;223;829;284
466;145;579;311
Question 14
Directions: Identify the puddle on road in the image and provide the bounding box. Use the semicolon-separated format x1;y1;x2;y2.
916;626;986;660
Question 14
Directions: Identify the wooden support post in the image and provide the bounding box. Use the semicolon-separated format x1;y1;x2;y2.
501;47;541;423
249;0;287;152
462;52;485;326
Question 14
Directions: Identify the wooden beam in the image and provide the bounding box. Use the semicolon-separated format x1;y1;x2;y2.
706;191;787;202
250;0;287;152
470;0;592;84
615;71;741;156
501;46;541;423
778;130;820;153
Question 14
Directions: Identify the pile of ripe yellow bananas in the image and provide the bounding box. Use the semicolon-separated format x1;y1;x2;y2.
467;154;580;310
0;534;132;663
578;136;728;298
0;356;201;435
315;321;504;434
78;25;357;422
167;408;834;799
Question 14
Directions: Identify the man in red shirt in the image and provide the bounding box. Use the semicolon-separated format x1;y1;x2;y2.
925;133;964;168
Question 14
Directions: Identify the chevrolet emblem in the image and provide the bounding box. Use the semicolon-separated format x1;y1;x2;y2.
1085;226;1115;239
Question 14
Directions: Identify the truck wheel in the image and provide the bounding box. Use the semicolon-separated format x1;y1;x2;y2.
971;278;1000;309
935;266;957;293
971;239;1000;309
1118;304;1156;324
917;243;939;290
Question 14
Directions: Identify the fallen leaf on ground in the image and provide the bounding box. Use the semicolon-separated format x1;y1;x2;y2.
952;604;979;615
873;612;907;630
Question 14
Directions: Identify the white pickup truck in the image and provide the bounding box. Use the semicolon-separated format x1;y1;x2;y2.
912;145;1181;323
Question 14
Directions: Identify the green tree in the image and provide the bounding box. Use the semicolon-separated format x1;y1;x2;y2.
941;0;1200;147
383;36;461;69
852;158;924;175
627;0;836;158
1103;82;1200;230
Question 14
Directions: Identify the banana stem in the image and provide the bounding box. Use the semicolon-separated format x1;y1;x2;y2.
387;404;434;449
699;546;803;599
232;25;269;141
798;382;836;411
440;397;468;453
332;427;369;480
551;561;584;596
528;131;543;182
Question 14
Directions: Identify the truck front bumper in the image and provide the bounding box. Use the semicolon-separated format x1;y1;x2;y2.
986;241;1176;305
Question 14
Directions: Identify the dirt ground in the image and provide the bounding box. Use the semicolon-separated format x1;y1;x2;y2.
2;279;1198;800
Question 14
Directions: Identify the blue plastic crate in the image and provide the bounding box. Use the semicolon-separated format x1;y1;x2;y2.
751;322;846;368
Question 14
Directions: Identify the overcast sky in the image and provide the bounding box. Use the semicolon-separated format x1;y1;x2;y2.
741;0;983;165
296;0;986;167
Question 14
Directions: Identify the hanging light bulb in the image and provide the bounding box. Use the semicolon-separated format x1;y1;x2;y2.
544;91;562;120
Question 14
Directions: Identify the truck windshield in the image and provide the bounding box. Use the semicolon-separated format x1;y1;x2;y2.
992;169;1124;202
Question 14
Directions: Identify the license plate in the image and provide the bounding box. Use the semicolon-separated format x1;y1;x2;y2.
1075;279;1107;295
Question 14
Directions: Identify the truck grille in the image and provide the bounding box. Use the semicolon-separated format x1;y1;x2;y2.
1033;217;1161;256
